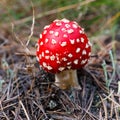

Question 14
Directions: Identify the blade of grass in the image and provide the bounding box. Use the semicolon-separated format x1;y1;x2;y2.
102;60;108;87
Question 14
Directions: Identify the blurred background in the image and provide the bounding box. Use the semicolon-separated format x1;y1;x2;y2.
0;0;120;53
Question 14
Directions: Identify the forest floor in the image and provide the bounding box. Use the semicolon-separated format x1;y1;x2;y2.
0;0;120;120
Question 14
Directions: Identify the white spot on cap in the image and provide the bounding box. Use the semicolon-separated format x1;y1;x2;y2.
76;48;80;53
56;22;62;26
89;52;91;56
45;38;49;43
81;37;84;42
85;44;89;48
45;50;49;53
43;62;47;68
40;42;43;45
79;30;83;34
57;60;60;63
47;66;53;70
72;24;78;28
50;55;55;61
54;32;59;37
68;53;73;58
67;62;71;65
62;57;67;61
56;53;59;57
43;30;47;34
54;19;59;22
67;29;74;34
45;56;49;59
70;39;75;44
67;66;71;69
80;28;84;34
53;19;60;22
44;25;50;29
49;30;54;34
52;39;57;44
65;24;70;28
81;59;87;65
39;54;41;59
63;34;68;38
74;59;79;64
40;34;42;39
82;28;84;31
82;50;86;55
61;28;66;32
58;67;65;71
61;42;67;47
42;52;44;57
62;18;69;23
73;21;78;24
76;38;80;43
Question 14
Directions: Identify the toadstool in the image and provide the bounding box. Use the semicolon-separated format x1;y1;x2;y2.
36;18;92;89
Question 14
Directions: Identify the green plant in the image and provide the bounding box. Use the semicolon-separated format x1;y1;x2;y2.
102;50;116;89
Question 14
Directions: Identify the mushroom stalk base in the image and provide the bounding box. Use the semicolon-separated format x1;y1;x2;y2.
55;70;81;89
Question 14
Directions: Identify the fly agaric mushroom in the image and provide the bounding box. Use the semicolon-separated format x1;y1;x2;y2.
36;18;91;89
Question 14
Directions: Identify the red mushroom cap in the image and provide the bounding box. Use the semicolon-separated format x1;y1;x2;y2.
36;18;91;73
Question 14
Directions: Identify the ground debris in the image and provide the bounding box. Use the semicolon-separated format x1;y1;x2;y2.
0;33;120;119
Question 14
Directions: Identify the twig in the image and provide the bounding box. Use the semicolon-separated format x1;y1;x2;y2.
106;95;120;108
19;100;30;120
12;23;31;55
99;94;108;120
33;101;48;119
111;94;119;120
0;101;9;120
81;88;95;120
26;1;35;46
96;90;114;106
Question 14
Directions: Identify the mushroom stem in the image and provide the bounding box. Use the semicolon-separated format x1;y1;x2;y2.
55;69;81;89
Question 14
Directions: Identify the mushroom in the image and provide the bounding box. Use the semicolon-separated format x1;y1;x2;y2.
36;18;91;89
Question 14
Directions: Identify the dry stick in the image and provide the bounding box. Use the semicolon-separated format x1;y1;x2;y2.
111;94;119;120
0;34;9;47
11;111;23;120
86;69;107;92
6;0;95;26
104;94;120;108
0;101;9;120
0;103;17;111
11;23;31;55
33;101;48;119
99;94;108;120
77;105;99;120
81;90;95;120
61;89;98;120
19;100;30;120
99;108;103;120
96;90;114;106
26;0;35;46
114;107;119;120
3;94;20;104
110;96;114;118
98;92;120;119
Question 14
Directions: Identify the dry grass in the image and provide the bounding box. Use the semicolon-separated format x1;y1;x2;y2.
0;0;120;119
